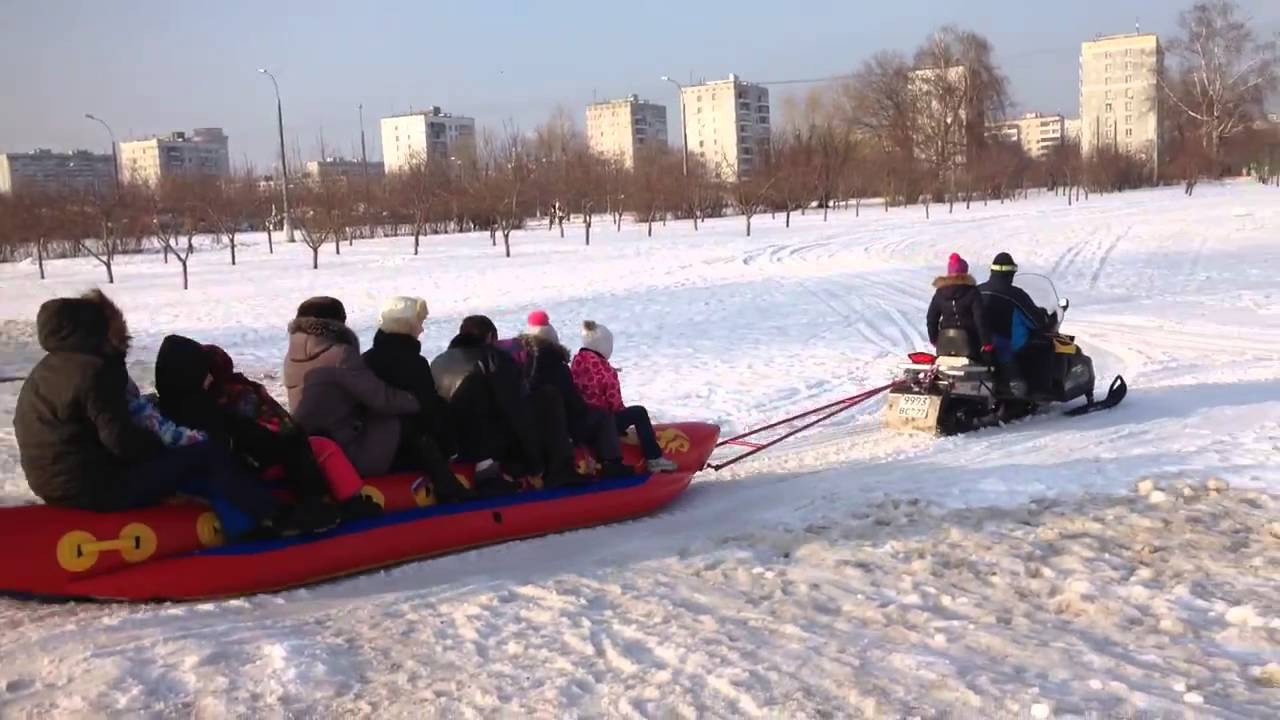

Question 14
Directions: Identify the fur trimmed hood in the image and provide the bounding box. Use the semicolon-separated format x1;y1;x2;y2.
36;289;131;357
287;316;359;363
932;273;976;289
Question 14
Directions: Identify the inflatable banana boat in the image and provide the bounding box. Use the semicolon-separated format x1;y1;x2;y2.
0;422;718;602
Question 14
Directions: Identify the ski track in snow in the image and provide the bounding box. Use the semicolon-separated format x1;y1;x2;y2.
0;183;1278;717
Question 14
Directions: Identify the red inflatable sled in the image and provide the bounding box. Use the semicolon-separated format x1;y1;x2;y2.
0;422;719;602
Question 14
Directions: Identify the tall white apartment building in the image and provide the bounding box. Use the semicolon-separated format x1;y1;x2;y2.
585;95;668;167
987;112;1068;158
0;149;115;195
119;128;230;185
380;107;476;174
680;74;771;179
1079;32;1162;158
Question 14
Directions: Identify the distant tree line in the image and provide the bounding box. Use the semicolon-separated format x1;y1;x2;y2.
1;0;1275;286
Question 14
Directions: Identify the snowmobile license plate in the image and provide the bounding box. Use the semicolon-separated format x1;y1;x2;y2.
896;395;932;418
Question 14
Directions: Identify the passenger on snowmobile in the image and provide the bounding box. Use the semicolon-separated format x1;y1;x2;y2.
926;253;992;361
979;252;1053;396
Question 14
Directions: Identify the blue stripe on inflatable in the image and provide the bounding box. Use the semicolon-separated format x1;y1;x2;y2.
199;472;653;557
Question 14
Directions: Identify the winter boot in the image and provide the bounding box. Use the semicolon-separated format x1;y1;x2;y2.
271;496;341;536
598;459;635;479
646;456;679;473
340;493;384;521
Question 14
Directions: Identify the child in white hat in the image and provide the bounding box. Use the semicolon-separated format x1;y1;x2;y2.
570;320;678;473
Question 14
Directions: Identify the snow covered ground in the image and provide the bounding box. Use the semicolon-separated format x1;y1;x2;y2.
0;182;1277;717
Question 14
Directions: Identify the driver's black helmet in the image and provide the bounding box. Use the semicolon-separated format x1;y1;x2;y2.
990;252;1018;274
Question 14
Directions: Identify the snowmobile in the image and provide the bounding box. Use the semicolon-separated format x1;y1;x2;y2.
885;274;1126;435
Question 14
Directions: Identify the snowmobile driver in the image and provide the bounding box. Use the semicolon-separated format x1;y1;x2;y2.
978;252;1052;399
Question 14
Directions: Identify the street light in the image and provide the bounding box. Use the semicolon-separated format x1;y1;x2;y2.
660;75;689;177
84;113;121;195
257;68;294;242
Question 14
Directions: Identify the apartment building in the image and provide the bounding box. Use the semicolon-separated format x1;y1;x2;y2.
380;107;476;174
1079;32;1162;158
1064;118;1083;144
680;74;771;179
118;128;230;185
987;113;1068;158
305;158;385;182
585;95;668;167
0;149;115;195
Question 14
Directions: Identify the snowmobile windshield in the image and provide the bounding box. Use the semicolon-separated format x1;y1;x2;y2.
1016;273;1061;318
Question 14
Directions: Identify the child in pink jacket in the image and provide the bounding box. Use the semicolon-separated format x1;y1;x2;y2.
570;321;678;473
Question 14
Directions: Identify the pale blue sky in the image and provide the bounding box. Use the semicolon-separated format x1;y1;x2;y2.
2;0;1277;168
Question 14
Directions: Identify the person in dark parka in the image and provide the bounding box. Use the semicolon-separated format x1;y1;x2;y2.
154;335;348;528
361;296;472;503
926;253;992;360
13;290;277;531
518;322;630;478
283;296;421;477
432;315;547;482
978;252;1051;344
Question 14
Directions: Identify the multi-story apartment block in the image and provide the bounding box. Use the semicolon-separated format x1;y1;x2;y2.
304;158;386;182
1064;118;1083;144
585;95;668;167
380;107;476;174
1079;32;1163;158
987;113;1068;158
0;149;115;195
681;74;771;179
118;128;230;186
908;65;981;168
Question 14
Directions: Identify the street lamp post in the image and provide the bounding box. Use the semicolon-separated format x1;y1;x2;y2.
84;113;121;196
660;76;689;177
257;68;294;242
358;103;370;197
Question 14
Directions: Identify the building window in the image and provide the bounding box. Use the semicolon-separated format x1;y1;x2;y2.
1105;103;1113;113
1105;64;1113;72
1125;115;1132;124
1105;77;1111;85
1105;129;1114;139
1125;128;1133;138
1125;101;1133;111
1126;89;1134;98
1125;75;1132;83
1106;90;1115;99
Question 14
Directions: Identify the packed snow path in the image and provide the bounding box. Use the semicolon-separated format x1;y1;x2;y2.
0;183;1277;717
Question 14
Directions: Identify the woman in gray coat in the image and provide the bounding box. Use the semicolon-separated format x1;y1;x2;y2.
284;297;420;477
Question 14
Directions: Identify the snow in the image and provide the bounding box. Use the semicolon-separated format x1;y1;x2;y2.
1;182;1279;717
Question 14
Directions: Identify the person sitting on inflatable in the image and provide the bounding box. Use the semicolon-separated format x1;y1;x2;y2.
155;335;377;524
518;315;632;479
283;297;427;488
431;315;557;488
13;290;283;540
926;253;992;362
361;296;475;502
570;320;678;473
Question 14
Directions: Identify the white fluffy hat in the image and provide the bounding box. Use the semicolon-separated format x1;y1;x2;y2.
581;320;614;359
379;296;429;336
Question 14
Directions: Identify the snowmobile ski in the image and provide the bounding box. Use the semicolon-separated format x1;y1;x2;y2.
1064;375;1127;417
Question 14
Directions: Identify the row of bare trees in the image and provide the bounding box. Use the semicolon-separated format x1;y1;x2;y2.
2;1;1275;286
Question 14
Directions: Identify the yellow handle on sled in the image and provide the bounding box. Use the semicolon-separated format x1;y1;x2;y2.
57;522;158;573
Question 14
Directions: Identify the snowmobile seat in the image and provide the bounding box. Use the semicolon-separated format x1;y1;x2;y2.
936;329;975;359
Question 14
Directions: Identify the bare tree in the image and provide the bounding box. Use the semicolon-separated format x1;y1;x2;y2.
1162;0;1279;164
489;126;532;258
293;177;348;269
207;172;257;266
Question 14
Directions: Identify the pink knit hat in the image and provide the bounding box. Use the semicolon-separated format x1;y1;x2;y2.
525;309;559;344
947;253;968;275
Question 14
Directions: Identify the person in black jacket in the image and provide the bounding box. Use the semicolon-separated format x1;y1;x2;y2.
926;253;992;361
518;322;630;478
978;252;1053;397
13;291;278;535
154;334;344;529
978;252;1051;344
432;315;589;488
362;296;472;502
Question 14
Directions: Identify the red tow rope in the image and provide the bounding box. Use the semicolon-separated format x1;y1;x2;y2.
707;383;893;471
